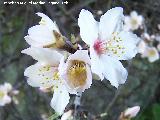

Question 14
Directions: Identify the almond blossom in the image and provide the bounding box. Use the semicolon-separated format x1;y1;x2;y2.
59;50;92;94
0;83;19;106
124;11;143;31
24;13;62;48
0;83;12;106
144;47;159;62
78;7;140;88
22;47;69;115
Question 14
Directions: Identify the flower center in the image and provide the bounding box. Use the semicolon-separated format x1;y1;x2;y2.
131;18;138;26
93;39;106;55
93;32;125;57
67;60;87;88
38;65;60;89
0;91;5;99
148;49;156;57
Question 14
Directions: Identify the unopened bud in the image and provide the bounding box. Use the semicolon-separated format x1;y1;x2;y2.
124;106;140;118
119;106;140;120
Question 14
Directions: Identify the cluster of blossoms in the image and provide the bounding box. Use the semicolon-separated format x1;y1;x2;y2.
0;82;19;106
22;7;140;116
124;11;160;62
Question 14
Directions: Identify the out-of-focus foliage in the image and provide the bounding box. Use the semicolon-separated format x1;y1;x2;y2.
0;0;160;120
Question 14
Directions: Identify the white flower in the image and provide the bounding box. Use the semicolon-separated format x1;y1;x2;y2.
61;110;73;120
124;11;143;31
124;106;140;118
0;83;12;106
138;40;147;54
24;13;60;47
145;47;159;62
22;47;70;115
78;7;140;88
59;50;92;94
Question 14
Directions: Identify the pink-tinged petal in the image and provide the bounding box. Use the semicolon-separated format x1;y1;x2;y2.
3;95;12;104
90;47;104;80
78;9;98;45
124;106;140;118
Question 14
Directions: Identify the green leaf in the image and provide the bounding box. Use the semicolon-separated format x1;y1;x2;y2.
152;104;160;120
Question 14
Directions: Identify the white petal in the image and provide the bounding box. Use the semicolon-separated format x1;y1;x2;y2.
3;95;12;104
28;25;55;46
24;36;44;47
99;7;124;40
67;50;91;65
100;55;128;88
81;64;92;91
90;47;104;80
0;94;12;106
3;83;12;92
116;31;140;60
36;12;60;32
130;11;138;18
125;106;140;118
138;40;147;54
24;63;58;88
21;47;63;65
50;85;70;115
146;47;159;62
78;9;98;45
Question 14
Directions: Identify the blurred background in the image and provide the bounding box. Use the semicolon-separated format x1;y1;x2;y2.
0;0;160;120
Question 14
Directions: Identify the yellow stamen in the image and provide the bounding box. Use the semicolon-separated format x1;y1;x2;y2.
0;91;5;99
39;19;46;25
53;71;59;80
67;60;87;88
